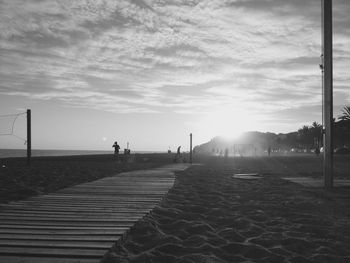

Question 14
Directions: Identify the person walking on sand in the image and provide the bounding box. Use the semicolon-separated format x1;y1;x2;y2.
175;146;181;162
112;141;120;157
177;146;181;155
315;146;320;156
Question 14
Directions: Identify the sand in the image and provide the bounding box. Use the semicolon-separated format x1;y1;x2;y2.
102;156;350;263
0;153;175;203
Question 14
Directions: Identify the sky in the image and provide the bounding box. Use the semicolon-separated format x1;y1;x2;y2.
0;0;350;151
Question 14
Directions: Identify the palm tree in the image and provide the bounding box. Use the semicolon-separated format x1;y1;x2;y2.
335;106;350;146
339;106;350;121
298;125;313;151
311;122;323;147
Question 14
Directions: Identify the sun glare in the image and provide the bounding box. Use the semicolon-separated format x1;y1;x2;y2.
196;108;260;141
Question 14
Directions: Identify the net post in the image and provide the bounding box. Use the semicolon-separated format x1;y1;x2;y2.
190;133;193;164
322;0;333;189
27;109;31;166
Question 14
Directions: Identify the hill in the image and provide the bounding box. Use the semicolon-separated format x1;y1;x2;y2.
194;131;299;156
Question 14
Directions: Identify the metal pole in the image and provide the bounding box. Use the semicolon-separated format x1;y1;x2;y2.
27;109;31;166
189;133;193;164
322;0;333;189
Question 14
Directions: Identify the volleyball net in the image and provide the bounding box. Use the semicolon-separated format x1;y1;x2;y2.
0;111;27;143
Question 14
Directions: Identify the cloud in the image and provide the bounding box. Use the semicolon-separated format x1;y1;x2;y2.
0;0;350;131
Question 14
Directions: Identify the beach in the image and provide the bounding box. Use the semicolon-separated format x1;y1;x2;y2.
1;154;350;262
0;153;175;204
103;155;350;263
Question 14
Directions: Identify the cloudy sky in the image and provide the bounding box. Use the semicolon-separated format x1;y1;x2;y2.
0;0;350;151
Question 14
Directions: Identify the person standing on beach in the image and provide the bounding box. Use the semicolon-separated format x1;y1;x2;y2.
175;146;181;162
315;146;320;156
112;141;120;158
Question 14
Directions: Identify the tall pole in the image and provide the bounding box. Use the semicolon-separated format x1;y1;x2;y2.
322;0;333;189
189;133;193;164
27;109;31;166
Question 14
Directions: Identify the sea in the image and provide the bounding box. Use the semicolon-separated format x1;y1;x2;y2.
0;149;110;158
0;149;162;158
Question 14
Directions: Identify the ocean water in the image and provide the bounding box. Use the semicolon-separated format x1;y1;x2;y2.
0;149;163;158
0;149;111;158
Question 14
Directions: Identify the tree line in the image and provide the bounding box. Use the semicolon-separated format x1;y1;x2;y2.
297;106;350;150
194;106;350;155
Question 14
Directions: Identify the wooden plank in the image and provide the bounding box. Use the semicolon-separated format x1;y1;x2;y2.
10;197;161;202
73;183;174;187
3;198;160;203
2;203;158;208
0;205;156;211
0;206;153;212
12;197;163;202
0;220;133;227
5;199;159;204
0;228;125;235
2;203;156;208
13;193;164;198
1;205;155;210
0;206;151;212
72;182;172;186
58;189;169;192
0;217;141;222
68;185;171;188
75;179;174;183
0;256;99;263
0;210;149;216
0;247;106;258
0;240;113;249
59;188;169;190
0;212;147;218
0;234;121;241
52;194;166;197
0;225;128;231
52;192;166;196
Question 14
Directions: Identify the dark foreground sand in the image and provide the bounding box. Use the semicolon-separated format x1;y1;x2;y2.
103;156;350;263
0;153;175;203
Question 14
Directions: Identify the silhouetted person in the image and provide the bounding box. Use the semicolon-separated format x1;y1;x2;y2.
112;141;120;158
268;146;271;156
123;148;130;162
174;146;181;163
315;147;320;156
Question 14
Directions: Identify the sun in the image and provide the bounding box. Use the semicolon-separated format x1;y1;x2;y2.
195;108;260;141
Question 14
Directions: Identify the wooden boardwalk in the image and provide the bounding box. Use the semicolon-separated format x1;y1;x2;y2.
0;163;191;263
